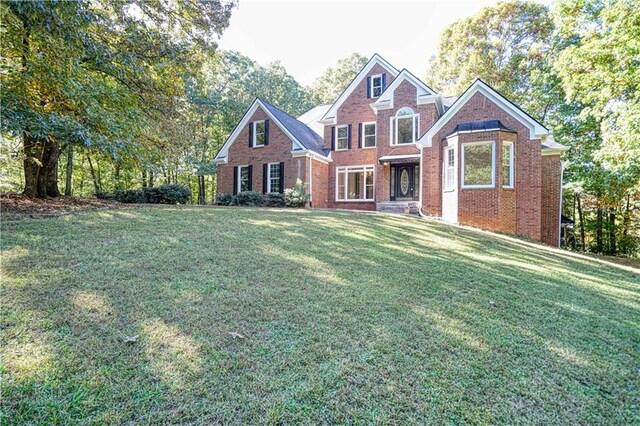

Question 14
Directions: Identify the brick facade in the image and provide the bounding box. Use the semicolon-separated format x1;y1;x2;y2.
215;56;564;246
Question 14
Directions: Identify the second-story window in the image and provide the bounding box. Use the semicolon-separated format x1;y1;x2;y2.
371;74;383;97
391;107;419;145
336;125;349;151
362;122;376;148
253;121;266;147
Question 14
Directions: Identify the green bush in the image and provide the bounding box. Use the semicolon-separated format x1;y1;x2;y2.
114;189;144;203
148;184;191;204
215;192;235;206
236;191;264;206
284;179;308;207
265;192;285;207
95;190;114;200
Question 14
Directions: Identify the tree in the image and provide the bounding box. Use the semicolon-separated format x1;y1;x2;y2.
0;0;234;198
424;1;554;119
308;53;369;105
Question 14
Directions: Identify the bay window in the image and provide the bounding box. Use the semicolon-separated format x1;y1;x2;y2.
461;141;495;188
336;165;374;201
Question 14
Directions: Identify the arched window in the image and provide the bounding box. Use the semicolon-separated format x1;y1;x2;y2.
391;107;419;145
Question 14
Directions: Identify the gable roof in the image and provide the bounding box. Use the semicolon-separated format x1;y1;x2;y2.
371;68;442;114
320;53;399;125
418;79;549;146
214;98;328;164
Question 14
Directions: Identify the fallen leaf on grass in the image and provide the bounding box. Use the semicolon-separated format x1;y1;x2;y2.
228;332;244;339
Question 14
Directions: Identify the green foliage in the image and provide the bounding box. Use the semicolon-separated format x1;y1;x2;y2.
114;189;145;204
215;192;235;206
265;192;285;207
235;191;264;206
284;179;309;207
308;53;369;105
111;184;191;204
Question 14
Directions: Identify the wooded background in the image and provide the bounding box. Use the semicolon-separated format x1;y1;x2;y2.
1;0;638;257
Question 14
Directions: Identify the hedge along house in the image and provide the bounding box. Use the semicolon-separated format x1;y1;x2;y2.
213;54;568;246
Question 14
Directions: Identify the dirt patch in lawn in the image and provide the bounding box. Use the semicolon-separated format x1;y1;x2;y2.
1;193;125;220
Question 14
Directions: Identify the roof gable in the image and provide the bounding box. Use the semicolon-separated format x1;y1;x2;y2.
214;99;328;164
320;54;399;124
371;69;441;113
418;79;548;146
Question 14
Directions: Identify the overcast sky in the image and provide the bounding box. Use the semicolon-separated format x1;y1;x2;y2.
217;0;552;87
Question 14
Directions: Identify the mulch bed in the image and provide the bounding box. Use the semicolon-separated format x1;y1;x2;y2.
1;193;125;221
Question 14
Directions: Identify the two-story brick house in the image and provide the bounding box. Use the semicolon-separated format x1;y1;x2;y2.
214;54;567;246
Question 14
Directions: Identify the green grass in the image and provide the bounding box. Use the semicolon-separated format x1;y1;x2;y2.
1;207;639;425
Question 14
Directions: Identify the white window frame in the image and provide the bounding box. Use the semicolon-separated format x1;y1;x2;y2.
502;141;514;189
444;147;456;191
461;141;496;189
253;120;265;147
370;74;383;98
362;121;376;148
335;124;349;151
335;165;375;202
237;165;250;193
267;162;280;193
391;107;420;146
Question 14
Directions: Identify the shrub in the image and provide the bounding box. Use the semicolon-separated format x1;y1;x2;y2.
236;191;264;206
95;190;114;200
215;192;235;206
151;184;191;204
114;189;144;203
284;179;309;207
265;192;285;207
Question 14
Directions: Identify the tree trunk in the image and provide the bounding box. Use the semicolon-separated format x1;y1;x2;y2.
114;162;121;190
596;207;603;253
86;152;100;195
65;144;74;196
198;175;205;204
23;133;40;198
23;133;61;198
577;193;586;251
609;210;616;256
141;169;147;188
149;170;154;187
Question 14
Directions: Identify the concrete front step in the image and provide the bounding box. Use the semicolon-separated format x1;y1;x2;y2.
376;202;420;215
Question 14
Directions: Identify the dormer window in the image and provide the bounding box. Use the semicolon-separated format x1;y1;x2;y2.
367;74;386;98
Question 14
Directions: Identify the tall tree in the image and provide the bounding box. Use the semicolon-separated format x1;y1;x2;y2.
308;53;369;105
424;0;554;119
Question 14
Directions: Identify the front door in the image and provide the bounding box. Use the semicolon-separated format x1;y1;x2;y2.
395;165;414;200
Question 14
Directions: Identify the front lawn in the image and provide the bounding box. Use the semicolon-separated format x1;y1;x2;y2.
2;207;638;424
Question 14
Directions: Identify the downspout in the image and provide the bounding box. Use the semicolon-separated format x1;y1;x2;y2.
418;143;424;216
558;160;564;248
309;156;313;208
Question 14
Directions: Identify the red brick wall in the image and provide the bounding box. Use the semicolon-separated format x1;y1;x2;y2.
422;91;542;241
310;158;329;208
541;154;562;246
217;106;309;195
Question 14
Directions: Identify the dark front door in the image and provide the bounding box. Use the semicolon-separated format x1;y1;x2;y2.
395;165;414;200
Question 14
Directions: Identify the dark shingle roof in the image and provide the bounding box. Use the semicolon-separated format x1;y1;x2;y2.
260;99;327;156
447;120;516;137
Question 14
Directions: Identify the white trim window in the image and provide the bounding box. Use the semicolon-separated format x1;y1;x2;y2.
253;120;265;147
370;74;383;98
502;141;514;188
336;125;349;151
363;122;376;148
445;147;456;191
461;141;495;188
238;165;251;193
336;165;374;201
391;107;419;145
268;163;281;193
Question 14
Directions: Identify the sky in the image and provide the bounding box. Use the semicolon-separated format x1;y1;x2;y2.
217;0;552;87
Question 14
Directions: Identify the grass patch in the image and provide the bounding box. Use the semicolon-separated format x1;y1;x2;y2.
2;207;639;424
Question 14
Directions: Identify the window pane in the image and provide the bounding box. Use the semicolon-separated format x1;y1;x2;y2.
255;122;265;146
397;116;413;144
240;167;250;192
502;144;512;187
270;163;280;193
337;126;348;150
372;76;382;97
348;172;363;199
390;166;395;198
463;144;493;186
365;171;374;199
337;171;345;200
337;126;347;138
364;123;376;147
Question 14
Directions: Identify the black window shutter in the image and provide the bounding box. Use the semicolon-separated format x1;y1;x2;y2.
248;122;253;147
382;73;387;91
264;120;269;146
263;163;268;193
358;123;362;148
247;165;253;191
331;126;335;151
366;76;371;98
279;162;284;194
347;124;352;149
233;166;238;195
